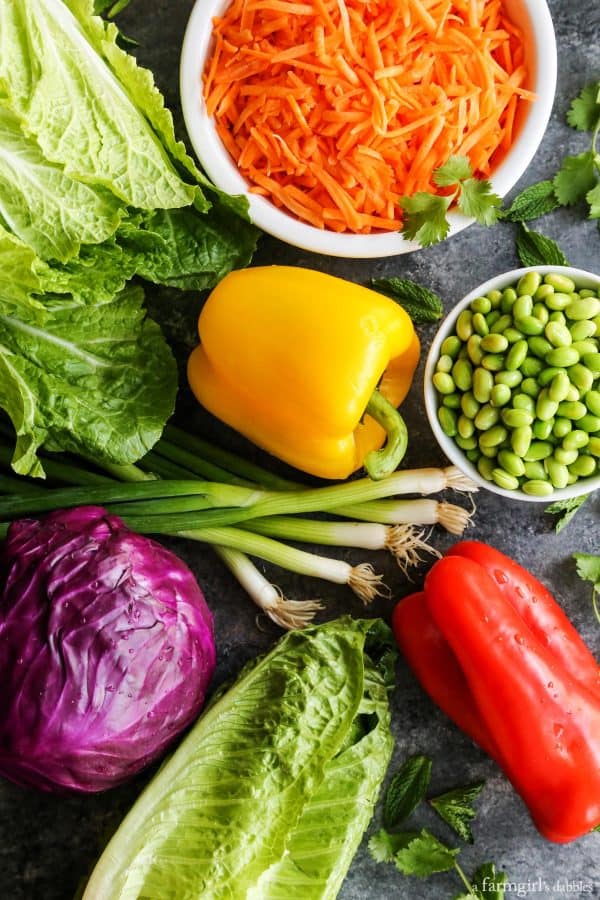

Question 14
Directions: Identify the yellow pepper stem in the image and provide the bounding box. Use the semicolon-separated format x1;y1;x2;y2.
364;389;408;481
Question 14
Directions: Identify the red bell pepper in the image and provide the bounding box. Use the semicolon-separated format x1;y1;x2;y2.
392;544;600;844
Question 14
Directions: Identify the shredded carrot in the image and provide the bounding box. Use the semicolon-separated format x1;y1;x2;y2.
204;0;534;234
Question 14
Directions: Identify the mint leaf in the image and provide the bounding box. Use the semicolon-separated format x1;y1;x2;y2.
545;494;589;532
430;782;484;843
399;192;452;246
371;277;444;324
553;152;597;206
586;182;600;218
433;155;473;187
503;181;561;222
458;178;503;226
383;755;432;828
473;862;507;898
516;223;569;267
567;82;600;132
368;828;419;863
395;829;459;877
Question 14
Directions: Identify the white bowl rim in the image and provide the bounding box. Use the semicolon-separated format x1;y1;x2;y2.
424;265;600;503
180;0;557;258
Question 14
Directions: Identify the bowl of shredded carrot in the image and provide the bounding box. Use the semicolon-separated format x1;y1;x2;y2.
181;0;556;257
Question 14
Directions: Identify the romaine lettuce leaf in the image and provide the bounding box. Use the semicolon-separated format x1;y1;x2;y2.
82;618;395;900
0;284;177;477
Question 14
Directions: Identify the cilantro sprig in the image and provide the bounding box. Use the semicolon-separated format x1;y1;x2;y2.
369;756;505;898
399;156;502;247
573;552;600;626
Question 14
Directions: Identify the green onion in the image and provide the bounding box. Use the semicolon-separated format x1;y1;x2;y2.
333;499;475;535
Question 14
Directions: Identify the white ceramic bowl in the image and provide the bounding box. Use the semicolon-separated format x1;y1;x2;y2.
424;266;600;502
180;0;557;258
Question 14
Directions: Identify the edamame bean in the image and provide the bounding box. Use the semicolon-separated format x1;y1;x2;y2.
582;352;600;373
433;372;456;394
562;430;589;451
557;400;587;420
452;359;473;392
548;371;571;403
441;336;463;358
489;314;512;334
568;455;597;477
458;415;476;439
545;347;580;368
565;385;580;402
466;449;480;463
472;312;489;336
549;311;567;325
502;408;534;428
570;320;597;341
513;294;533;320
528;336;553;359
490;383;512;407
473;369;494;404
553;447;579;466
504;327;524;344
467;334;484;365
578;414;600;433
436;354;454;373
456;309;473;341
471;296;492;315
497;449;526;477
524;441;553;461
482;353;505;372
486;310;501;328
535;283;555;300
516;315;544;336
538;366;565;387
521;378;541;397
565;297;600;320
495;370;523;388
587;436;600;456
479;425;508;448
571;340;598;357
522;480;554;497
478;457;495;480
533;419;555;440
479;444;499;458
511;425;533;457
579;289;597;299
475;404;500;430
480;333;509;354
568;364;594;395
492;469;520;491
545;322;572;347
524;461;546;479
545;459;569;489
512;393;535;414
438;407;458;436
501;287;518;313
586;390;600;417
532;303;549;325
506;339;528;371
518;271;541;296
456;435;478;450
553;417;572;439
488;289;503;306
520;357;543;377
545;292;572;311
443;393;462;409
461;391;481;418
544;273;575;293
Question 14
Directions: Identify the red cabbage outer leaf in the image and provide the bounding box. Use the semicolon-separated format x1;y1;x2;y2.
0;506;216;793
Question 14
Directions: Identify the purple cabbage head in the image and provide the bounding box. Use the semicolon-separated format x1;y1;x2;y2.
0;506;216;793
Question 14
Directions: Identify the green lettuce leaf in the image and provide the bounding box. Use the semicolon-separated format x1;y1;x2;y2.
0;0;196;210
82;618;395;900
0;284;177;477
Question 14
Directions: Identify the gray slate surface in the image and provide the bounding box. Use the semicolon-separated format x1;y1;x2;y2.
1;1;599;898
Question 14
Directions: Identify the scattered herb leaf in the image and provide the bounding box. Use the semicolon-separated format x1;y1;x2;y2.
515;223;569;267
472;862;507;899
567;82;600;132
383;755;433;828
368;828;420;863
502;181;560;222
395;829;459;877
371;277;444;324
545;494;589;533
553;151;598;206
399;156;501;247
573;552;600;625
429;781;485;844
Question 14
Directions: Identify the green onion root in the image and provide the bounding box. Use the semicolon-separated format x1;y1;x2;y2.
384;525;441;574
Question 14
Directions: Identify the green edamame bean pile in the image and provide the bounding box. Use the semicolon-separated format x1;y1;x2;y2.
432;270;600;496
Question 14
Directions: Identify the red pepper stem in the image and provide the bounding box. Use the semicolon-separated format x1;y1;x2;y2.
364;388;408;480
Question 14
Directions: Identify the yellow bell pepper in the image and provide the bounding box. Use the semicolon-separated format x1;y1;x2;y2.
187;266;420;480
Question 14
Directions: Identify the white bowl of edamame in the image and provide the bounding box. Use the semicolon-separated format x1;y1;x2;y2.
425;266;600;502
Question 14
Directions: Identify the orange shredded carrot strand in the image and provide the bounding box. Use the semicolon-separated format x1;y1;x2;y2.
204;0;533;234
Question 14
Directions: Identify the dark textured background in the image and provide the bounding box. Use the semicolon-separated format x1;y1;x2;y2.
1;1;599;898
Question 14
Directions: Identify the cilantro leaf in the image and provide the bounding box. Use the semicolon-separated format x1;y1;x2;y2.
473;862;507;899
545;494;589;532
399;192;452;246
368;828;420;863
586;182;600;218
503;181;561;222
573;553;600;591
371;277;444;324
567;82;600;132
429;781;484;843
458;178;502;226
395;829;459;877
553;152;597;206
434;155;473;186
516;223;569;267
383;755;432;828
